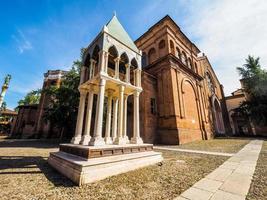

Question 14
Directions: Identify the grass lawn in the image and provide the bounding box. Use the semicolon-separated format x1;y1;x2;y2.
0;139;228;200
246;140;267;200
161;137;251;153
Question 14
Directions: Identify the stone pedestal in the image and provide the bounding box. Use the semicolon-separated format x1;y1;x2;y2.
48;143;162;186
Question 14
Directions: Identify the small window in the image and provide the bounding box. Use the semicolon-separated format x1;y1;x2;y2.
150;98;157;114
181;52;187;65
159;40;165;49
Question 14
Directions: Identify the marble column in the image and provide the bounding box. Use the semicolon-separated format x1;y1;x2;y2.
89;79;106;146
99;50;108;73
114;85;126;145
125;64;130;83
104;90;113;144
104;52;109;73
114;57;120;79
79;66;86;85
111;97;118;142
80;88;94;145
123;94;129;143
89;59;96;79
71;89;87;144
131;91;143;144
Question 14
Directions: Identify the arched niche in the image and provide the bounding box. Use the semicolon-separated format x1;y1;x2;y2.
181;79;200;129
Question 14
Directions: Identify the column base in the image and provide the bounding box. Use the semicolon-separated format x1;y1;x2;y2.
80;135;91;145
124;136;130;144
71;136;82;144
130;137;143;144
104;137;113;145
114;137;127;145
89;137;105;146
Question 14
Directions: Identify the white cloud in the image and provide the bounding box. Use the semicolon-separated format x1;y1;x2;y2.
184;0;267;95
12;29;33;54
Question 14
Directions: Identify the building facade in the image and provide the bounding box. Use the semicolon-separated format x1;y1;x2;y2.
11;70;67;138
135;16;229;144
226;81;267;136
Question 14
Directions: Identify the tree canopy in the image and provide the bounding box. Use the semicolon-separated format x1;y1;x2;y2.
236;55;267;125
17;89;42;106
43;55;82;138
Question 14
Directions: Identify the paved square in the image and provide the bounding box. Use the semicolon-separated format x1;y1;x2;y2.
175;140;263;200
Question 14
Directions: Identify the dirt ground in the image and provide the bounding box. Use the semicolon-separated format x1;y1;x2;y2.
246;140;267;200
0;139;228;200
162;137;251;153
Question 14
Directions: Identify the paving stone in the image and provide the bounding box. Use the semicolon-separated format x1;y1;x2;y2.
219;172;252;196
173;140;263;200
206;168;233;182
210;189;245;200
219;161;240;170
173;196;189;200
194;178;223;192
181;187;213;200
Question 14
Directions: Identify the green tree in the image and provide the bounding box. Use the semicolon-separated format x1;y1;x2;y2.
236;55;267;125
17;89;42;106
43;58;81;139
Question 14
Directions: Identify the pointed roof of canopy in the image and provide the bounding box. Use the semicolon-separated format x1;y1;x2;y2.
105;15;139;52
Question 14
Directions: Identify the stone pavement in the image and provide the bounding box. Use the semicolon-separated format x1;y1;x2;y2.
174;140;263;200
154;146;234;157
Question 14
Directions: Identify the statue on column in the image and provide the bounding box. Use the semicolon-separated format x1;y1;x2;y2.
0;74;11;108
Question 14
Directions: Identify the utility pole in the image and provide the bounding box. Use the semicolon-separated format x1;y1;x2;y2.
0;74;11;108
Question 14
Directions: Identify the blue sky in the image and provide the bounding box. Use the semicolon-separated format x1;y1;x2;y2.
1;0;267;109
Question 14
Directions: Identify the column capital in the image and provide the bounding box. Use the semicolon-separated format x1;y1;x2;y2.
134;90;140;97
90;58;97;64
119;84;125;92
106;89;115;96
79;88;87;96
114;57;120;62
125;63;130;68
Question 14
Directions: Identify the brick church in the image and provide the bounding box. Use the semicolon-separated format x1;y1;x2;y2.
12;15;230;144
136;15;229;144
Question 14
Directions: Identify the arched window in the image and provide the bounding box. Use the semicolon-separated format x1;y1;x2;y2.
181;52;187;65
176;47;180;59
206;72;215;94
148;48;156;64
92;45;100;76
142;52;147;68
170;40;175;54
188;58;193;70
194;62;198;73
158;40;165;49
